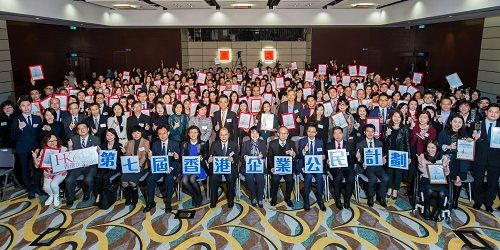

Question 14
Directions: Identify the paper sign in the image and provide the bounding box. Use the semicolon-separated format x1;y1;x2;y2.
29;65;45;81
327;149;349;168
318;64;327;75
51;146;98;173
445;73;463;89
348;65;358;76
121;156;141;173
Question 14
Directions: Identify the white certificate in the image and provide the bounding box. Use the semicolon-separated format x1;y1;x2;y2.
323;102;334;117
427;164;447;184
260;114;274;131
332;113;348;128
282;113;296;130
305;71;314;82
490;127;500;149
456;139;475;161
318;64;327;75
238;113;252;129
445;72;463;89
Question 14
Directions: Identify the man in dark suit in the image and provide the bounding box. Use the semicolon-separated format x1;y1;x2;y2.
211;95;238;141
208;127;239;208
436;97;455;133
65;122;100;207
369;93;393;128
277;90;303;137
11;97;43;199
471;103;500;212
50;97;70;122
137;91;155;110
241;127;267;207
314;74;331;94
268;126;296;208
326;126;356;209
355;123;389;208
297;125;326;211
84;103;108;139
127;101;151;140
144;126;181;213
94;93;112;116
63;102;86;139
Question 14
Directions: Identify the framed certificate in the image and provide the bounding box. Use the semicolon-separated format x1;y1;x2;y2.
197;73;206;84
276;77;285;89
40;96;51;110
238;113;252;129
348;65;358;76
29;65;45;81
209;104;220;117
413;72;423;85
303;88;313;99
53;94;69;111
39;147;61;169
490;127;500;149
366;117;381;138
342;75;351;86
323;102;334;117
260;113;274;131
281;113;296;130
291;62;298;70
250;98;262;114
263;93;273;104
445;72;463;89
318;64;327;75
199;84;208;94
427;164;447;184
231;103;239;113
358;65;368;77
304;71;314;82
332;113;348;128
456;139;475;161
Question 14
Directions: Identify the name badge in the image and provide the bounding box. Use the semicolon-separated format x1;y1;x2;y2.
103;112;108;115
227;119;232;123
0;122;6;126
318;124;324;129
229;151;234;157
168;152;174;156
100;123;106;128
139;123;144;127
294;109;299;114
139;147;145;152
33;124;39;128
317;148;323;152
202;126;208;130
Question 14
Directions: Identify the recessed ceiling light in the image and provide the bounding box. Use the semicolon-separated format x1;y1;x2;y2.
231;3;254;8
35;17;40;20
351;3;378;8
449;15;453;17
113;4;138;9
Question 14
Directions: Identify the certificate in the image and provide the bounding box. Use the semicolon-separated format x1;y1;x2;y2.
53;94;68;111
445;73;463;89
427;164;447;184
323;102;334;117
197;73;206;84
29;65;45;81
291;62;298;70
250;98;262;114
332;113;348;128
304;71;314;82
349;100;360;111
490;127;500;149
260;114;274;131
348;65;358;76
39;147;61;169
276;77;285;89
318;64;327;75
303;88;313;99
366;118;381;137
456;139;475;161
263;93;273;104
358;65;368;77
413;72;423;85
199;84;208;94
342;76;351;85
238;113;252;129
231;103;239;113
209;104;220;117
281;113;296;130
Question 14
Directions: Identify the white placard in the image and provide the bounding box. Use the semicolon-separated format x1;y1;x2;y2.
51;146;99;173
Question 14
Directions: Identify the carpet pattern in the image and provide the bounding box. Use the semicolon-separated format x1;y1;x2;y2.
0;184;499;249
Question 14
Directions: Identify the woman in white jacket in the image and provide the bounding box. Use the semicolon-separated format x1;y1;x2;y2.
107;103;128;146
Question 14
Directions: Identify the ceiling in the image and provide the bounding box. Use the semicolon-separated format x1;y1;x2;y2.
83;0;405;10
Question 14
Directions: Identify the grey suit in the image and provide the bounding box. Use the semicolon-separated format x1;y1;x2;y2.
65;134;100;202
62;114;86;139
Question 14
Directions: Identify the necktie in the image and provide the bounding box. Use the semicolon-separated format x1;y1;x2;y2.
143;103;146;109
337;143;341;149
251;141;258;156
280;142;285;147
27;116;32;126
381;109;385;122
73;117;77;123
94;118;98;128
488;122;493;141
309;141;314;154
162;143;166;155
222;143;227;155
369;141;373;148
221;111;226;127
81;138;86;148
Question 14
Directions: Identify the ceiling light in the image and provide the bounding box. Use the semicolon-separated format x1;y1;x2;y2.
351;3;378;8
113;4;138;9
231;3;254;8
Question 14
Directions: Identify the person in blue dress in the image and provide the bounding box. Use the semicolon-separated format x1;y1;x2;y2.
180;125;209;207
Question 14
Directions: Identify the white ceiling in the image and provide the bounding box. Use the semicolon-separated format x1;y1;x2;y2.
152;0;212;9
277;0;331;9
328;0;401;9
217;0;268;9
86;0;160;10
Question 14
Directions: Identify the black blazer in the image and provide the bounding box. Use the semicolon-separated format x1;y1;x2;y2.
99;104;112;116
474;119;500;165
267;138;296;173
62;114;86;139
37;121;66;143
11;114;42;153
0;112;18;148
211;109;238;141
181;140;209;172
151;139;181;173
55;110;70;122
126;113;151;140
240;139;267;173
382;125;410;153
209;140;240;174
84;115;108;138
355;138;384;166
325;140;356;168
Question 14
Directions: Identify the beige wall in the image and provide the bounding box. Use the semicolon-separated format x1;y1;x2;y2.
0;19;14;102
181;29;311;70
477;16;500;101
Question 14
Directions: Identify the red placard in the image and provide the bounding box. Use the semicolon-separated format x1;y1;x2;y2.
53;94;69;111
358;65;368;77
281;113;296;130
412;72;424;85
249;98;262;114
29;65;45;81
39;96;51;110
39;147;61;170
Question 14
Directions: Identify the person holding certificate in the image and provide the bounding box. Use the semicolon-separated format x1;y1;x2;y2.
298;125;326;211
268;126;296;208
188;104;213;143
351;105;369;145
256;101;279;142
277;90;303;137
471;103;500;212
437;114;471;209
417;141;450;221
308;104;330;144
212;95;238;142
241;127;267;207
332;98;355;141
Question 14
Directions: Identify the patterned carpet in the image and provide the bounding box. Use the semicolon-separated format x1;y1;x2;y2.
0;182;499;250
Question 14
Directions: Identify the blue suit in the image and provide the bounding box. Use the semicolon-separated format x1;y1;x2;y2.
145;139;181;205
298;137;325;205
369;107;393;126
11;114;42;194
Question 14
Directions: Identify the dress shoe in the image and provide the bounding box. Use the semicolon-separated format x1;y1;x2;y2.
431;209;442;221
258;201;263;208
422;207;431;220
303;203;310;212
318;202;326;212
143;202;156;213
165;203;172;213
367;197;374;207
285;200;294;208
343;200;351;209
45;195;54;206
228;201;234;208
473;203;482;210
335;199;343;210
270;200;277;206
28;191;35;199
82;194;90;202
66;200;74;207
485;205;493;213
379;200;387;208
210;202;216;208
251;199;257;207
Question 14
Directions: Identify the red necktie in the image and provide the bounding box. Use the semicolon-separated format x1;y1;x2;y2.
337;143;341;149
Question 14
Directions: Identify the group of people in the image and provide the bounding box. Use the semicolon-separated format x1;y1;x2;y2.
0;61;498;223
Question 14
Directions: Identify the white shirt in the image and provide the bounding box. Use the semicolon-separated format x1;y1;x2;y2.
366;139;375;148
279;140;287;147
335;140;343;149
80;135;89;148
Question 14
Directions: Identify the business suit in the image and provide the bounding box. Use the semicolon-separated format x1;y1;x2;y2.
240;139;267;203
11;113;42;195
126;114;151;140
65;134;100;202
208;140;239;207
211;109;238;142
355;138;389;203
325;140;356;206
277;101;303;137
84;115;108;139
98;104;112;116
268;138;296;204
297;137;325;208
0;111;18;148
54;109;70;122
369;107;393;127
472;119;500;208
314;79;331;93
145;139;181;207
62;114;85;139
